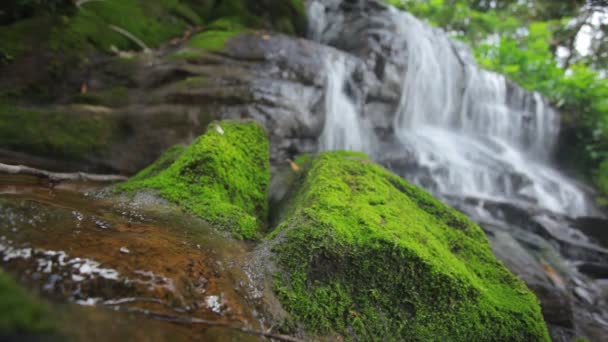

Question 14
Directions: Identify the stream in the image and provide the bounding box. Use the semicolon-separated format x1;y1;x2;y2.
0;175;273;341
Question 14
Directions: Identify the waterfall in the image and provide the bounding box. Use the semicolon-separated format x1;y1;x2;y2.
312;1;590;217
319;55;368;152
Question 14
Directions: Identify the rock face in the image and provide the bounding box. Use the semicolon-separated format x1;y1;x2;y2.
0;0;312;174
0;32;358;174
450;198;608;341
116;120;270;239
267;151;550;341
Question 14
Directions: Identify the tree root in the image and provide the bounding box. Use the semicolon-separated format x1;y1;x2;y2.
0;163;128;183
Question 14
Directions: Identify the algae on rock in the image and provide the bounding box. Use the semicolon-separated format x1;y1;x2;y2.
0;269;56;336
117;120;270;240
0;0;307;102
0;103;120;160
270;151;550;341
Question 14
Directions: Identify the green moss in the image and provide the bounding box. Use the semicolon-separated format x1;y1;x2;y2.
0;0;306;62
0;1;206;62
117;120;270;240
595;160;608;207
0;15;54;60
271;151;550;341
1;0;308;101
188;26;244;52
267;0;307;35
0;269;56;335
211;0;261;28
0;103;118;159
72;86;130;107
50;0;205;55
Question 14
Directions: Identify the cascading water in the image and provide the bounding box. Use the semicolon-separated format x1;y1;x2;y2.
315;3;590;217
319;55;368;152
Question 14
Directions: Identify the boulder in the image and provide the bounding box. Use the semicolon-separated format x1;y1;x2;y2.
266;151;550;340
116;120;270;239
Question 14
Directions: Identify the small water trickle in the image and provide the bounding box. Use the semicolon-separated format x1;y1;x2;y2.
319;54;368;152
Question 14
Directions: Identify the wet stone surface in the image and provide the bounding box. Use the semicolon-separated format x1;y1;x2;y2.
446;196;608;341
0;175;268;341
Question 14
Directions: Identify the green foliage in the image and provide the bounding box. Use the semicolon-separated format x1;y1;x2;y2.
0;269;56;335
117;120;270;240
0;0;75;25
271;151;549;341
187;18;245;52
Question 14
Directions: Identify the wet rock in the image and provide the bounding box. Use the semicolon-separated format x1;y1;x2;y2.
573;217;608;248
530;282;574;328
115;120;270;240
577;262;608;279
451;196;608;341
0;176;280;340
1;33;360;174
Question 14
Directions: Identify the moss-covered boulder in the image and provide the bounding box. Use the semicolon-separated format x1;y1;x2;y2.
0;269;56;337
0;0;306;102
0;103;121;161
117;120;270;239
270;151;550;341
0;0;306;62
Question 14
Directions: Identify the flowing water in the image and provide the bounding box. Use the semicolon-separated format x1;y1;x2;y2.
316;6;590;217
319;55;368;152
0;175;268;341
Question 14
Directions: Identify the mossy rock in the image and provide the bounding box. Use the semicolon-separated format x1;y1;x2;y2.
0;0;306;61
0;103;121;160
72;86;131;107
0;0;306;102
270;151;550;341
187;18;246;53
117;120;270;240
0;269;56;337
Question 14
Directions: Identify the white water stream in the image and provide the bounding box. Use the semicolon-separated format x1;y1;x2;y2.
319;55;367;152
316;6;590;217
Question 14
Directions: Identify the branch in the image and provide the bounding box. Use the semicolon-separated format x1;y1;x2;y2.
108;25;151;53
113;307;302;342
561;11;594;68
0;163;127;183
75;0;106;7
